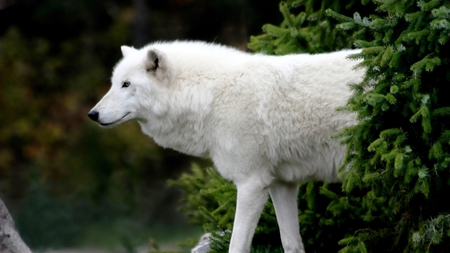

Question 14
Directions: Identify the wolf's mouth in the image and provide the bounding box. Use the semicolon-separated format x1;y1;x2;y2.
100;112;131;126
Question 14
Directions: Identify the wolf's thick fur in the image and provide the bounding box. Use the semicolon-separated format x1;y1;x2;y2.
88;41;364;253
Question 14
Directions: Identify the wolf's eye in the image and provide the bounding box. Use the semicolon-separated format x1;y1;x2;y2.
122;81;131;88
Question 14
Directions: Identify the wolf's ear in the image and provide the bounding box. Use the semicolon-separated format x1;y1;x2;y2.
146;49;168;79
121;46;137;57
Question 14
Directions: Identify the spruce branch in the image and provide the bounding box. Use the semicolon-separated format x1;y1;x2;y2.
325;9;354;23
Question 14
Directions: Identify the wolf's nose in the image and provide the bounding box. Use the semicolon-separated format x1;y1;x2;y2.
87;111;99;121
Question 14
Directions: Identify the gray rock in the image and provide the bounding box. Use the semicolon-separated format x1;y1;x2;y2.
191;233;212;253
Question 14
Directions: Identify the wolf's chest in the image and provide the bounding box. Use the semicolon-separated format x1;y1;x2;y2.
139;117;211;157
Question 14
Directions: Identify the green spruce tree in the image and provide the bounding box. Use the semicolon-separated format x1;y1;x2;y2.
327;0;450;251
172;0;450;252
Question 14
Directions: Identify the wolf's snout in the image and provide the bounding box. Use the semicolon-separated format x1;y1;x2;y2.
87;110;99;121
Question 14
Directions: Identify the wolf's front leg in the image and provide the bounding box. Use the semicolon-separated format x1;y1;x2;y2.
228;179;270;253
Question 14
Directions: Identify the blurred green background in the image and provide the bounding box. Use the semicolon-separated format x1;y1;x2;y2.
0;0;282;251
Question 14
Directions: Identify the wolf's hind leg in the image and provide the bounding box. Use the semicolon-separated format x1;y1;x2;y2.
269;180;305;253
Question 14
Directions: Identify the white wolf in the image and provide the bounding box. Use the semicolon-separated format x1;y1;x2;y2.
88;41;364;253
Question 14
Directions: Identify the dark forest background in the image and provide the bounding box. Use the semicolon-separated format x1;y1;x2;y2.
0;0;281;250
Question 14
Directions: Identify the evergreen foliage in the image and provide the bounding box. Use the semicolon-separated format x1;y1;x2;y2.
172;0;450;252
328;0;450;251
248;0;373;54
168;164;219;228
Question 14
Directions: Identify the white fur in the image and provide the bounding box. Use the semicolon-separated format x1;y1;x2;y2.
89;41;364;253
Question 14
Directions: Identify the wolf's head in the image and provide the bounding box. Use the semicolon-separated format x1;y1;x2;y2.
88;45;172;128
